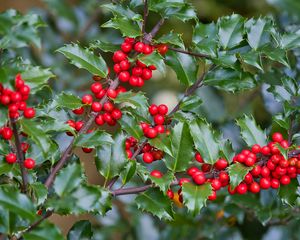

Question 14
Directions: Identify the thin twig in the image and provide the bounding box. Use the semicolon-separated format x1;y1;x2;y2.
144;18;165;43
23;210;53;234
168;46;211;59
44;79;120;189
142;0;149;35
10;118;28;194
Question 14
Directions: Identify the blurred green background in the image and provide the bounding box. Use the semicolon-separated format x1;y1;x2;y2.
1;0;300;239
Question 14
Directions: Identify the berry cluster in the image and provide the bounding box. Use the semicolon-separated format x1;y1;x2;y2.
113;38;161;87
140;104;170;139
0;74;36;169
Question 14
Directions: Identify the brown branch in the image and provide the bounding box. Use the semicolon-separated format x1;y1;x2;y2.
144;18;165;43
23;210;53;234
168;46;211;59
142;0;149;35
44;79;120;189
10;118;28;194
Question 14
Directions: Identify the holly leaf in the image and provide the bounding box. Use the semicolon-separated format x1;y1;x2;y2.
53;163;84;197
156;31;185;49
89;40;120;53
189;119;220;164
0;186;35;221
120;160;136;185
102;17;142;38
236;115;268;146
67;220;93;240
182;183;212;216
117;112;144;140
30;182;48;205
164;121;194;172
57;43;108;77
135;188;174;220
114;91;149;114
220;139;235;163
166;50;198;86
278;178;299;206
149;171;175;192
95;131;127;181
55;92;84;110
102;3;142;20
218;14;244;49
179;95;203;115
228;163;253;188
74;130;113;148
280;30;300;49
137;51;166;74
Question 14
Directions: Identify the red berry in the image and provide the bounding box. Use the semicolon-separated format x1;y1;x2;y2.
155;125;165;133
82;94;93;105
244;157;255;167
142;68;152;80
267;160;276;171
136;60;146;68
280;140;289;149
150;170;163;178
126;149;133;158
111;109;122;120
0;95;10;105
15;74;24;89
187;166;200;176
82;147;93;153
129;76;139;86
166;189;174;199
107;89;117;99
280;175;291;185
236;183;248;194
158;104;168;115
113;64;121;73
261;146;271;155
195;152;204;163
75;121;84;131
193;172;206;185
19;85;30;95
103;112;113;123
120;60;131;71
113;50;127;62
251;144;261;154
132;67;143;76
143;44;153;55
219;171;230;183
134;42;145;52
241;150;251;155
214;158;228;170
156;44;168;55
124;37;135;44
154;115;165;125
249;182;260;193
271;178;280;189
145;128;158;139
272;132;283;142
24;108;35;119
91;102;102;112
136;77;144;87
103;101;114;112
208;191;217;201
24;158;35;169
118;71;130;82
179;178;191;186
2;127;13;140
260;178;271;189
90;83;102;94
95;89;106;99
202;163;211;172
149;104;158;115
261;166;270;177
211;179;222;191
143;152;153;163
73;107;84;115
279;159;289;168
10;92;22;102
244;173;253;184
5;153;17;164
95;114;104;126
121;42;132;53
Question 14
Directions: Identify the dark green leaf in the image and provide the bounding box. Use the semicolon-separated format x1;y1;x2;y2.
67;220;93;240
137;51;166;74
236;115;268;146
281;30;300;49
89;40;120;53
23;222;64;240
182;182;212;216
135;188;174;220
149;171;175;193
118;112;144;140
102;3;142;20
57;44;108;77
228;162;252;188
156;31;185;49
220;139;235;163
30;182;48;205
120;160;136;185
189;119;220;164
278;178;298;206
54;92;84;110
74;130;113;148
179;95;203;114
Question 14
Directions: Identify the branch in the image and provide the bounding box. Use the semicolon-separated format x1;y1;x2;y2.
22;210;53;234
168;46;211;59
44;79;120;189
142;0;149;35
10;118;28;193
144;18;165;43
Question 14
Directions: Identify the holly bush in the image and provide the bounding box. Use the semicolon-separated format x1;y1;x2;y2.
1;0;300;239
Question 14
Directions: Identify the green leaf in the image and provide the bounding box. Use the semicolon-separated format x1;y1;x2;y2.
74;130;113;148
236;115;268;146
179;95;203;114
0;139;10;155
204;68;257;92
21;66;55;93
228;163;252;188
220;139;235;163
239;52;263;72
120;160;136;185
57;43;108;77
95;131;127;181
135;188;174;220
166;50;198;86
281;30;300;49
156;31;185;49
102;3;142;20
118;112;144;140
260;46;290;68
114;91;149;114
102;17;142;38
54;92;84;110
245;17;273;50
54;163;84;197
149;171;175;192
89;40;120;53
30;182;48;205
23;222;64;240
218;14;244;49
0;186;35;221
267;77;298;102
137;51;166;74
164;121;194;172
182;183;212;216
67;220;93;240
278;178;299;206
189;119;220;164
19;119;53;157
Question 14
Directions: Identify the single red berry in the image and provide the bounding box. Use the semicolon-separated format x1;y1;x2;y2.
113;64;121;73
214;158;228;170
119;60;131;71
280;140;289;148
103;112;113;123
126;149;133;158
103;101;114;112
24;108;35;119
156;44;168;55
154;115;165;125
111;109;122;120
249;182;260;193
107;89;117;99
280;175;291;185
261;166;270;177
119;71;131;82
132;67;143;76
236;154;246;163
219;171;230;183
15;74;25;89
271;178;280;189
208;190;217;201
193;172;206;185
142;68;152;80
272;132;283;142
260;178;271;189
143;44;153;55
136;60;147;68
179;178;191;186
261;146;271;155
145;128;158;139
82;94;93;105
143;152;154;163
149;104;158;115
244;173;253;184
150;170;163;178
24;158;35;169
244;157;255;167
187;166;200;176
155;125;165;133
121;42;132;53
19;85;30;95
124;37;135;44
211;179;222;191
82;147;93;153
129;76;139;86
251;144;261;154
158;104;168;115
134;42;145;52
267;160;276;171
91;102;102;112
195;152;204;163
142;143;152;153
8;104;19;113
202;163;211;172
2;127;13;140
236;183;248;194
73;107;84;115
166;189;174;199
0;95;11;105
75;121;84;131
90;83;102;94
10;92;22;102
136;77;144;87
95;89;106;99
113;50;127;62
5;153;17;164
279;159;289;168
